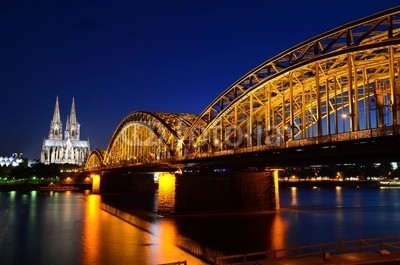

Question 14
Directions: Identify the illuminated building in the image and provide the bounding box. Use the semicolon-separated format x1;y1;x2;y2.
0;153;24;167
40;97;90;165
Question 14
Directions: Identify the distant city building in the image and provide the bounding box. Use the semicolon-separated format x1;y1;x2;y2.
0;153;24;167
40;97;90;165
0;153;37;168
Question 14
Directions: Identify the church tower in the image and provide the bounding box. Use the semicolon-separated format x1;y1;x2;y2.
41;97;90;165
65;98;80;140
48;97;63;140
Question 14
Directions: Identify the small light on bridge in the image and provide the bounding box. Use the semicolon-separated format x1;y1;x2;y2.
154;172;160;183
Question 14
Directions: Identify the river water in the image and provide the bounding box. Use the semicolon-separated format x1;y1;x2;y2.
1;186;400;264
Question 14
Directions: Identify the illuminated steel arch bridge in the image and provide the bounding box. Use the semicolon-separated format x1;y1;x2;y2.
85;7;400;172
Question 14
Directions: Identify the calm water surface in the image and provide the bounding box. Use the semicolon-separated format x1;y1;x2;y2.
1;187;400;264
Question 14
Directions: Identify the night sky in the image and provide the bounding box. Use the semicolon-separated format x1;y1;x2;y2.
0;1;397;159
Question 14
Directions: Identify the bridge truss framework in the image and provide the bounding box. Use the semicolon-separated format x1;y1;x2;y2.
85;7;400;171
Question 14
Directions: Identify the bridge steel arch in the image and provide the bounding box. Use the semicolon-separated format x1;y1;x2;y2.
186;7;400;156
98;111;197;168
85;148;105;171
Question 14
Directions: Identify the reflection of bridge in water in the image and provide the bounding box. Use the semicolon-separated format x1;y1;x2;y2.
85;7;400;214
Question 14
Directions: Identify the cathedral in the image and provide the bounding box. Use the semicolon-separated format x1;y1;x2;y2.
40;97;90;166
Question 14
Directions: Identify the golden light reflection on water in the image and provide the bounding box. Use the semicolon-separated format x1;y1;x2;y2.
2;186;400;264
273;170;280;210
82;194;101;265
81;194;206;265
91;174;100;193
336;186;343;205
150;218;181;263
290;187;298;206
157;173;176;213
335;186;344;224
270;213;287;250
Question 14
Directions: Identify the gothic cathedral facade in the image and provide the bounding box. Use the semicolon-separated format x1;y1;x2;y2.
40;97;90;165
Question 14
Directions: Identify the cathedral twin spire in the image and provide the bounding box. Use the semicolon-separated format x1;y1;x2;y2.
48;97;80;141
48;96;62;140
41;97;90;165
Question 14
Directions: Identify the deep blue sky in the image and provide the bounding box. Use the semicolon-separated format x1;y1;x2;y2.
0;1;397;159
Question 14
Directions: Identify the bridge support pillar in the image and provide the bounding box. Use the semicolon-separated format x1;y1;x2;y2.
92;171;156;194
89;168;281;214
171;168;280;214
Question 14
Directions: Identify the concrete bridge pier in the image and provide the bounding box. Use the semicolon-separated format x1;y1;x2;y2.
88;168;281;215
170;168;281;214
90;171;156;194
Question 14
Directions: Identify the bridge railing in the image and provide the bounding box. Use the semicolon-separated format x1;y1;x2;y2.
89;125;400;169
215;234;400;264
158;261;187;265
180;125;400;161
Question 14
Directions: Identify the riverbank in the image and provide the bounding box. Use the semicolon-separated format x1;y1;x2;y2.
279;180;381;188
0;180;393;192
0;183;92;191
